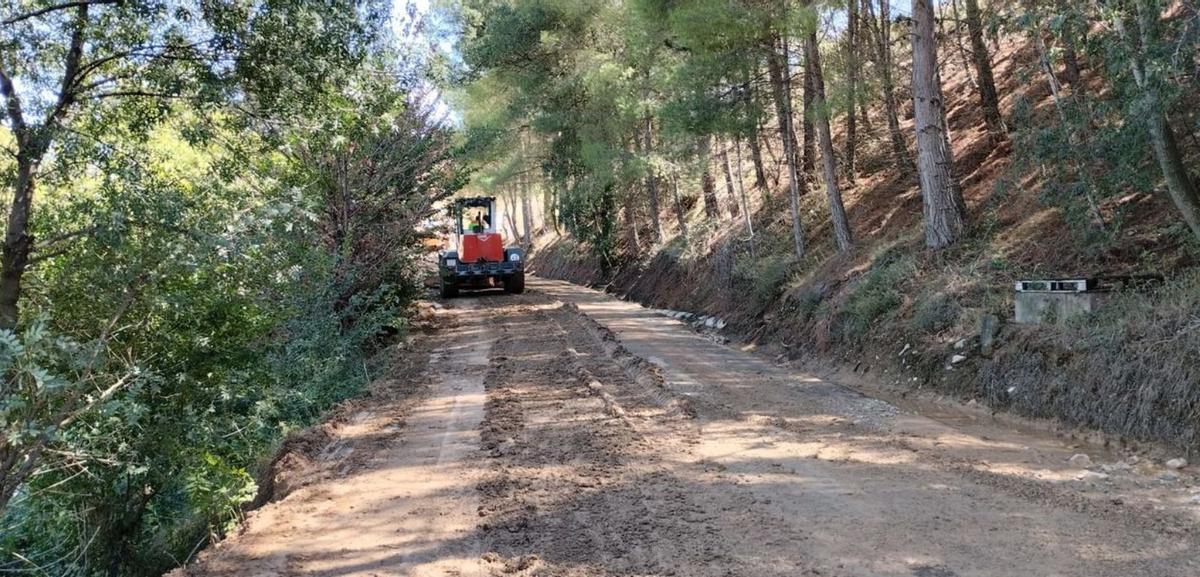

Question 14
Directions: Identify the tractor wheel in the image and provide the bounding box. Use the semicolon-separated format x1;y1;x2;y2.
504;273;525;294
439;278;459;299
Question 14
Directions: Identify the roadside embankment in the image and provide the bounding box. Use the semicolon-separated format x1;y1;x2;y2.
531;235;1200;458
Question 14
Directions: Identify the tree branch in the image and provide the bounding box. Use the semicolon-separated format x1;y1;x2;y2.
83;90;181;101
0;64;27;137
2;0;119;26
44;4;91;127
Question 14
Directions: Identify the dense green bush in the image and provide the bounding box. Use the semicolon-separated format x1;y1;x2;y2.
732;253;793;309
837;254;914;343
913;293;961;335
0;75;457;576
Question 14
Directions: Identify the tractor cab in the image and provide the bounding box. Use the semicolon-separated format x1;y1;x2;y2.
437;196;525;298
454;197;504;264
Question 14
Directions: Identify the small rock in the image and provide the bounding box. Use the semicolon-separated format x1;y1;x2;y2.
1165;458;1188;470
950;354;967;364
1101;461;1132;473
1076;470;1109;482
966;399;978;407
1068;453;1093;467
1189;494;1200;504
1159;472;1180;483
979;314;1000;356
715;319;727;330
954;339;967;350
705;317;717;329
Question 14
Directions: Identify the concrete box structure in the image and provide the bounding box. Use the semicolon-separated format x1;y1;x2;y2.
1013;279;1108;325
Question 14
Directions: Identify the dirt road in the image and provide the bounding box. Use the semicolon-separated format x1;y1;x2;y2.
180;277;1200;577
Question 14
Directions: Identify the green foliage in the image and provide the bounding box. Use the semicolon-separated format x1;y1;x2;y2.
786;285;827;325
1007;0;1200;247
837;252;913;343
732;253;792;309
0;20;457;572
912;293;961;335
455;0;779;264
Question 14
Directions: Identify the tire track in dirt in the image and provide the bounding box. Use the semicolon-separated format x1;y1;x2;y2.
173;282;1200;577
474;295;812;576
533;276;1200;577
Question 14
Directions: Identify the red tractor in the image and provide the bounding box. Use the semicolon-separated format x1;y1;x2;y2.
437;196;525;298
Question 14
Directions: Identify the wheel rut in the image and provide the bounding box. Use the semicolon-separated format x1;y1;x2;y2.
173;282;1200;577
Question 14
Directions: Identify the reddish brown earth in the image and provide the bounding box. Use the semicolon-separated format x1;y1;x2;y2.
175;277;1200;577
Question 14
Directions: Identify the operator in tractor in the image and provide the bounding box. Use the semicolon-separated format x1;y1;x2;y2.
469;209;491;233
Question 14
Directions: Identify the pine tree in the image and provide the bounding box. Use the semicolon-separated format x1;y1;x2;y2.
911;0;967;249
805;31;853;251
964;0;1006;136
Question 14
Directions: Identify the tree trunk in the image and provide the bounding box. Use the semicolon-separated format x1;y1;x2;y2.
643;116;663;243
857;0;877;139
519;134;534;247
720;145;740;218
0;5;89;330
1033;30;1107;231
845;0;858;185
747;83;770;192
801;64;817;181
734;136;755;255
766;33;807;258
1060;10;1083;88
767;50;803;185
912;0;968;249
806;33;854;252
521;191;534;245
623;191;640;252
0;153;35;330
964;0;1005;136
546;185;560;234
865;0;914;173
700;136;720;219
748;123;770;192
620;138;641;251
1120;3;1200;241
859;98;873;136
505;193;521;242
950;0;979;91
760;116;782;184
671;174;689;241
1146;115;1200;240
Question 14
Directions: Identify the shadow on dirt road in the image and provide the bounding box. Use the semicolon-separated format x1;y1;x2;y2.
175;276;1199;577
